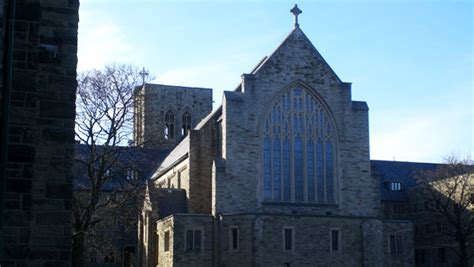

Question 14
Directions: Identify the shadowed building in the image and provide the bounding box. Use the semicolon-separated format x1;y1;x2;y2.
0;0;79;265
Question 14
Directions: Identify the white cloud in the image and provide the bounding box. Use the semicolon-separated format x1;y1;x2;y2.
77;11;133;71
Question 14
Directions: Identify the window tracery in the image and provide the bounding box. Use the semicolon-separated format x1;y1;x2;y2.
262;86;336;203
181;111;192;136
164;110;175;140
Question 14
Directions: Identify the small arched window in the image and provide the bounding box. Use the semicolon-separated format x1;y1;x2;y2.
262;86;336;204
164;110;175;140
181;111;192;136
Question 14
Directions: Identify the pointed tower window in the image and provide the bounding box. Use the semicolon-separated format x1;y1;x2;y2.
262;85;337;204
164;110;175;140
181;111;192;136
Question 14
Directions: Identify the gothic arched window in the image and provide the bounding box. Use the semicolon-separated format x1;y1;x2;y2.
164;110;175;140
262;86;336;204
181;111;192;136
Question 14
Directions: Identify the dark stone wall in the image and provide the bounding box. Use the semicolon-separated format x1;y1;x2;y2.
0;0;78;266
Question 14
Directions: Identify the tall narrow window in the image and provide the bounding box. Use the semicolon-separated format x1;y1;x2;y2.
164;110;175;140
164;231;170;252
389;234;403;254
181;111;192;136
186;230;193;252
283;227;294;251
156;235;159;262
262;86;336;203
185;229;202;253
438;247;446;263
330;229;340;252
230;227;239;251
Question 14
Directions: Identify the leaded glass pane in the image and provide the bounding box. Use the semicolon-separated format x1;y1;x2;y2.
307;140;315;202
294;137;304;202
316;140;325;202
262;86;336;204
283;138;291;201
326;142;334;203
273;139;281;201
263;137;272;200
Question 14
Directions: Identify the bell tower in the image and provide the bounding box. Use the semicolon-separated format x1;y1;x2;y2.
133;83;212;149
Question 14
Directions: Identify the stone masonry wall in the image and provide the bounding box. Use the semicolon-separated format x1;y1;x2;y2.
383;220;414;267
154;158;190;193
0;0;78;265
140;84;212;149
168;214;388;267
188;124;215;214
216;28;378;217
156;214;214;267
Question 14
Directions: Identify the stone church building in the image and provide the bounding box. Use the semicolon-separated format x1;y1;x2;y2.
137;6;414;267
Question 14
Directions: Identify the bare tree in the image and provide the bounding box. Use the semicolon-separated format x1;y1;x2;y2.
73;64;151;267
414;157;473;267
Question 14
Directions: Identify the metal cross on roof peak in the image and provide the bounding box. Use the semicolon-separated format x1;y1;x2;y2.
290;4;302;28
139;67;149;85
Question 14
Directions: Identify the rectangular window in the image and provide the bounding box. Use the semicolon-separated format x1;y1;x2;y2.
164;231;170;252
283;227;294;251
185;229;202;253
177;171;181;189
194;230;202;251
389;234;403;254
396;235;403;253
390;235;396;254
415;249;425;264
186;230;193;252
126;169;139;180
330;228;340;252
425;223;432;234
230;227;239;251
438;247;446;263
156;235;159;262
436;223;442;233
389;182;402;191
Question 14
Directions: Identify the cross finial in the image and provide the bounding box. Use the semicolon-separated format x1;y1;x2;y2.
139;67;149;86
290;4;302;28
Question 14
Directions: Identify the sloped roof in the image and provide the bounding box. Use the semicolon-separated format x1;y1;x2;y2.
148;186;187;218
371;160;442;202
74;144;169;191
150;136;190;179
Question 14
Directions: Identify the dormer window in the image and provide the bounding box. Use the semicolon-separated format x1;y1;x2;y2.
126;169;139;180
389;182;402;191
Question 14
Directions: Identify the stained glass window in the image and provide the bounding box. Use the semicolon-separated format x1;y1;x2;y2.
262;86;336;203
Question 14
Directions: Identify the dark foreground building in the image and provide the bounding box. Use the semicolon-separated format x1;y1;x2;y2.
0;0;79;265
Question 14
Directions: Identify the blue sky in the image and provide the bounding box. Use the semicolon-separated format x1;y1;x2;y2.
78;0;473;163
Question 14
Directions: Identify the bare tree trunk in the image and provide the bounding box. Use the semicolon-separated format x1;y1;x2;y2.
72;233;86;267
